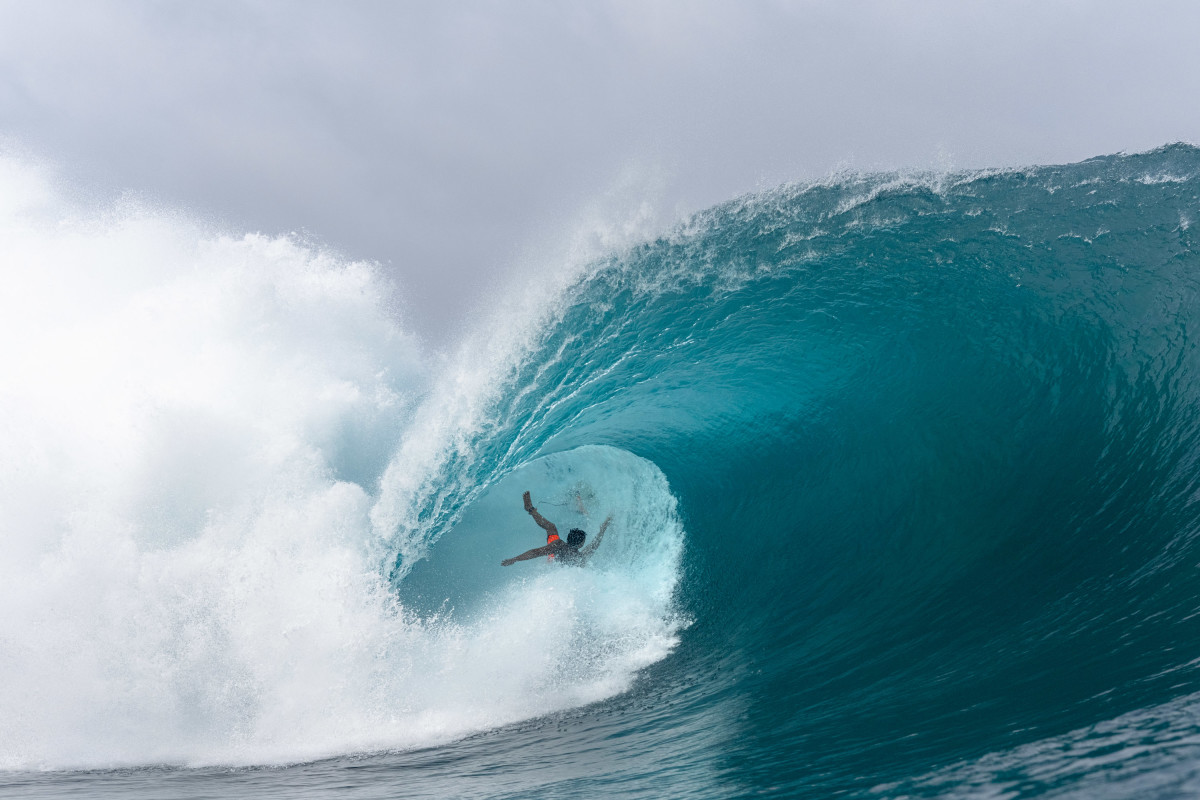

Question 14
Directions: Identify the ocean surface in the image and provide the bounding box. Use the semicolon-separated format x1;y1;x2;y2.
3;145;1200;798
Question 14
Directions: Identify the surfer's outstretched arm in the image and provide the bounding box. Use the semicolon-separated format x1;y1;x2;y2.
523;491;558;537
579;515;613;562
502;544;557;566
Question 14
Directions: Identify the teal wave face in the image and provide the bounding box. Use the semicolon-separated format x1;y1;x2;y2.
4;145;1199;795
400;145;1200;796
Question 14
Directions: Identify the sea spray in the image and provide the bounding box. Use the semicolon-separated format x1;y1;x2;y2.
0;155;686;769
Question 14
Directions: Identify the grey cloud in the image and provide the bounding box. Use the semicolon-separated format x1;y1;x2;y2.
1;0;1198;340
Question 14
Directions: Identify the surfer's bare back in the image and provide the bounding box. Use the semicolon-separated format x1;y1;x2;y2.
501;490;611;566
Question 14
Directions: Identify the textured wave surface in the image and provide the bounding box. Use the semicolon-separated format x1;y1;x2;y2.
3;146;1200;798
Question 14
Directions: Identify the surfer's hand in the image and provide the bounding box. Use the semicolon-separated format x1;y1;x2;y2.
502;558;514;567
523;491;534;512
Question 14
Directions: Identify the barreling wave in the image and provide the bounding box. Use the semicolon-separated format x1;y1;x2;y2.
3;144;1200;798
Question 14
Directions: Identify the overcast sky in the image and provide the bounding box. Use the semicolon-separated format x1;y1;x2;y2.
2;0;1199;340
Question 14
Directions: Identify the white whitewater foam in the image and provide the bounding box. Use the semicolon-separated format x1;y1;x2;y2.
0;156;683;770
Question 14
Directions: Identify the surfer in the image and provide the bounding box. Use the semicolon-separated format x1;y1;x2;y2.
501;490;611;566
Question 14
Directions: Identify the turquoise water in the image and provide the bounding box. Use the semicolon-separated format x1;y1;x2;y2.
4;145;1200;797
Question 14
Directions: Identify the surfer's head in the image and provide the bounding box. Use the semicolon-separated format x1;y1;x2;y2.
567;529;586;548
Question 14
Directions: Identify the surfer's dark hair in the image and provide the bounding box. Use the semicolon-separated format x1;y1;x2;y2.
567;529;586;547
